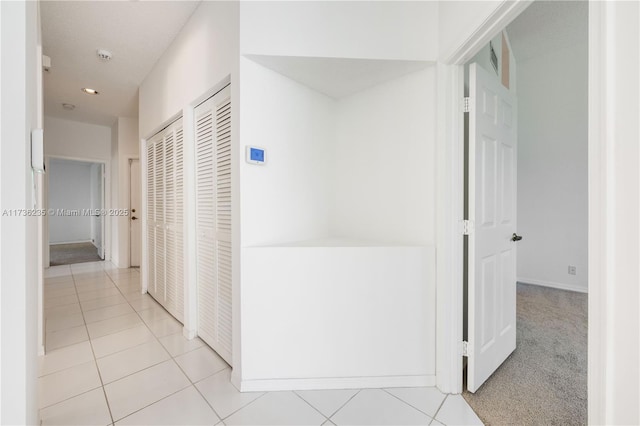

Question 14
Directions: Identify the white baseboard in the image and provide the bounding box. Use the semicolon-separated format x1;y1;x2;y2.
239;375;436;392
50;240;92;245
518;277;588;293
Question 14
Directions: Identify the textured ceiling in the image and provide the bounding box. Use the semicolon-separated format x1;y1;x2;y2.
41;1;200;127
507;0;588;62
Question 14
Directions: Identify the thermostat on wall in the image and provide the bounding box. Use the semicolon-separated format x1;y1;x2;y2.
246;146;266;165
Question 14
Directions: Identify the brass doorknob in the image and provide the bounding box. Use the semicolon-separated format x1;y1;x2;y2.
131;216;138;221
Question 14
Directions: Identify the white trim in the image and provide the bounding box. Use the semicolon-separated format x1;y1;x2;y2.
443;1;533;65
125;154;140;269
45;154;110;263
140;137;148;295
437;1;532;395
50;240;93;245
440;0;606;419
435;63;464;394
239;375;436;393
517;278;588;294
587;2;609;423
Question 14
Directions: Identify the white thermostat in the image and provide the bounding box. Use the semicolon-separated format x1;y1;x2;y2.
246;146;266;165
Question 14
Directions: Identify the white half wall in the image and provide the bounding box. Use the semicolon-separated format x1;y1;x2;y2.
516;42;588;292
48;160;93;244
241;243;435;390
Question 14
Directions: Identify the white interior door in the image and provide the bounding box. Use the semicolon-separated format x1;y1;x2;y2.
130;159;141;267
467;62;518;392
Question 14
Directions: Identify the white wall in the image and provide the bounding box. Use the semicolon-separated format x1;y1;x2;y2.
90;163;103;251
238;2;439;389
516;42;588;292
110;120;119;263
331;68;436;244
589;2;640;423
111;117;139;267
239;59;334;246
0;1;41;423
48;160;93;244
438;1;505;62
240;1;438;61
139;1;239;138
139;0;240;368
44;116;111;160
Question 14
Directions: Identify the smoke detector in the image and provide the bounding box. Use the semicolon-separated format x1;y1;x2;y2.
96;49;112;61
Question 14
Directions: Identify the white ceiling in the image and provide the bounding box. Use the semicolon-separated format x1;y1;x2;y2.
246;55;432;99
41;1;200;127
507;0;588;62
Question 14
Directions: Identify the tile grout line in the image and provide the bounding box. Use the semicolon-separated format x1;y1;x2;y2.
220;391;269;422
102;268;211;423
430;394;449;425
71;266;117;426
292;390;331;422
380;387;443;421
326;389;362;421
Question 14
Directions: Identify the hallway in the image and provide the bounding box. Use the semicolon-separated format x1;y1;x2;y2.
40;262;482;425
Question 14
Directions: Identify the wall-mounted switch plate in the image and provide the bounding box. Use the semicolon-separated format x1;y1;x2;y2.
568;265;576;275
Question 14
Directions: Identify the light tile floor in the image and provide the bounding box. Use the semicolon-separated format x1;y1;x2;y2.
40;261;484;426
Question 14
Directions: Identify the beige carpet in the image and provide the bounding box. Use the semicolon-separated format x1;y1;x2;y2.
463;283;587;425
50;242;102;266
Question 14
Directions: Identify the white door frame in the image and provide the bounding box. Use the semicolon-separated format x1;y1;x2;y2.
125;155;140;268
44;154;110;265
436;2;605;423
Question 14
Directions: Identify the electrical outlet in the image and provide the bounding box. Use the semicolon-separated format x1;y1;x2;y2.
568;265;576;275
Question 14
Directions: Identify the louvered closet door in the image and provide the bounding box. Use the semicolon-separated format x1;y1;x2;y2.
195;85;232;364
154;134;166;304
146;135;157;297
144;120;185;323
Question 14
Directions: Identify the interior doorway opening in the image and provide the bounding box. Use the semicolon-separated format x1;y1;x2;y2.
461;1;588;424
48;158;106;266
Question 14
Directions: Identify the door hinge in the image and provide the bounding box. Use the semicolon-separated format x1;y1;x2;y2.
462;341;469;357
462;220;473;236
462;97;472;113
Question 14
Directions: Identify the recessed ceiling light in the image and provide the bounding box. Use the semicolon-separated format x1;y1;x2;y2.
62;103;75;110
81;88;99;95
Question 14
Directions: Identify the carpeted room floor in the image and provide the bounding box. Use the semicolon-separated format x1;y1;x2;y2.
463;283;587;426
50;242;103;266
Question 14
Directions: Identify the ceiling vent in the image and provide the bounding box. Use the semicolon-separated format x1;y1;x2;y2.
96;49;112;61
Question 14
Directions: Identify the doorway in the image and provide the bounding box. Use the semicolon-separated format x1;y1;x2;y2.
461;2;588;424
129;159;141;267
48;158;105;266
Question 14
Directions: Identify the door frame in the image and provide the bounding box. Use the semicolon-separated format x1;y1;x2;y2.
124;155;140;268
44;154;110;266
436;1;604;423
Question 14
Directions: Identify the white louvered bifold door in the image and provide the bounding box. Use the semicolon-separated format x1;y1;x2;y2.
195;85;232;364
144;119;185;323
